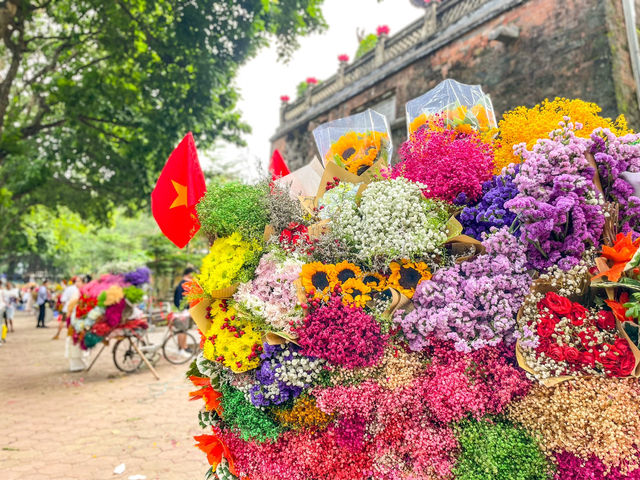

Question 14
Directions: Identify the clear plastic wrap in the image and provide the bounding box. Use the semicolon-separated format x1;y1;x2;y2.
406;79;497;136
312;109;392;175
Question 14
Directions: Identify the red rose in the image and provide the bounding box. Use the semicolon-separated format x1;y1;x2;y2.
564;346;581;364
599;346;620;373
540;292;573;317
596;310;616;331
536;337;551;354
547;344;565;362
617;345;636;377
580;350;596;367
536;315;557;338
568;304;587;326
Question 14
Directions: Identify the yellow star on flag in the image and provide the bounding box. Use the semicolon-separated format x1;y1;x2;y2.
170;180;188;209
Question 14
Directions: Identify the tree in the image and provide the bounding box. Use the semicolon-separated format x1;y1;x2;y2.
0;0;326;248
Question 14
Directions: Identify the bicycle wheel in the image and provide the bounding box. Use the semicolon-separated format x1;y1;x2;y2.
112;336;146;373
162;330;198;365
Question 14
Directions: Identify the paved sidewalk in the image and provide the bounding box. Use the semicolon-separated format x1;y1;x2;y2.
0;312;209;480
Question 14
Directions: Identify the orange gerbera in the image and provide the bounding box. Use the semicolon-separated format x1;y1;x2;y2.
189;376;223;415
605;292;631;323
593;233;640;282
194;429;237;474
183;279;205;307
387;260;431;298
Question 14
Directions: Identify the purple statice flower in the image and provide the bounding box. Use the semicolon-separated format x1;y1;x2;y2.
248;343;324;408
505;120;605;271
124;267;151;286
395;227;531;353
590;128;640;233
459;164;520;239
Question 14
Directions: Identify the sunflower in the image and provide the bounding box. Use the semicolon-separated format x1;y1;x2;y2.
300;262;337;298
387;259;431;298
325;131;388;175
340;278;372;308
361;271;387;291
334;261;362;284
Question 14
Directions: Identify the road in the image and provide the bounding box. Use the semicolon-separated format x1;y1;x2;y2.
0;312;209;480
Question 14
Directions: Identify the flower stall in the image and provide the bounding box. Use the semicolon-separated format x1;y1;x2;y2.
186;79;640;480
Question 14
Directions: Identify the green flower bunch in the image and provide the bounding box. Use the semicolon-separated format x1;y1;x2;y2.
453;419;552;480
196;179;269;242
220;384;281;443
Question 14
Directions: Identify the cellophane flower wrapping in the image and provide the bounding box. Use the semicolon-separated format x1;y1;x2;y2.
188;92;640;480
405;79;497;136
312;109;392;175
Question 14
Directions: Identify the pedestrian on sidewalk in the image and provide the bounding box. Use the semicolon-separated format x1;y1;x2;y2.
36;280;49;328
173;267;195;358
3;282;18;333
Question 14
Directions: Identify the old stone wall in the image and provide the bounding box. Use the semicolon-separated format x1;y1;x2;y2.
273;0;640;171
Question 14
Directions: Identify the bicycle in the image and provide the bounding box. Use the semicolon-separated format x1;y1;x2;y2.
112;310;199;374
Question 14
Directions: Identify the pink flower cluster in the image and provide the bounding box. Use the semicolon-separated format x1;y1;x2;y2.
377;25;390;36
554;452;640;480
421;341;532;423
82;274;126;298
394;127;494;203
294;295;386;369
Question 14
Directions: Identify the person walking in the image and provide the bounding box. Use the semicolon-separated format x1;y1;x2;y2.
173;268;195;358
0;281;6;336
36;280;49;328
53;278;77;340
3;282;18;333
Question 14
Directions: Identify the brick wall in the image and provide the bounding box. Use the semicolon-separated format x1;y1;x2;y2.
274;0;640;170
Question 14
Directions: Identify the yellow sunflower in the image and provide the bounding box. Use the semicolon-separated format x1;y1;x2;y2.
361;271;387;291
300;262;337;299
334;261;362;284
325;131;388;175
340;278;372;308
387;260;431;298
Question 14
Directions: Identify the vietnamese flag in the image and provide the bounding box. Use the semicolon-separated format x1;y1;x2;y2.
269;149;290;180
151;132;206;248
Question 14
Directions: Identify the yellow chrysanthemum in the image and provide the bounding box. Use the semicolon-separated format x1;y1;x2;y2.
202;302;262;373
340;278;372;308
272;396;333;430
197;232;261;296
495;97;631;173
334;261;362;284
300;262;337;299
387;259;431;298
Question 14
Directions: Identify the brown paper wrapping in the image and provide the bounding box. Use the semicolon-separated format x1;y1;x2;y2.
263;224;275;242
515;341;577;387
208;284;239;300
299;196;317;216
314;159;384;207
190;296;213;334
307;220;330;240
616;318;640;377
265;331;300;346
384;288;414;317
294;278;308;305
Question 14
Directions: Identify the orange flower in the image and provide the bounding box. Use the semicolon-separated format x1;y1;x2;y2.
194;429;237;474
183;280;204;307
189;376;223;415
593;233;640;282
605;292;630;323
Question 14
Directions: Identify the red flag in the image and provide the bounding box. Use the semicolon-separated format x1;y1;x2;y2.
269;149;290;180
151;132;206;248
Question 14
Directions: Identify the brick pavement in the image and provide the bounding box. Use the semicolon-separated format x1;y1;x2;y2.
0;312;209;480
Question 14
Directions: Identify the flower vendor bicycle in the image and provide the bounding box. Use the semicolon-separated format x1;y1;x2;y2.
112;310;199;376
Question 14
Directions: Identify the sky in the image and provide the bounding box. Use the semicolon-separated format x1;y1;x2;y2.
208;0;425;178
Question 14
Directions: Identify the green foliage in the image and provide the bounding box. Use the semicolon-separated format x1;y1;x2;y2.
123;285;144;304
0;0;327;242
453;419;552;480
220;383;281;443
355;33;378;59
196;179;269;241
296;81;309;98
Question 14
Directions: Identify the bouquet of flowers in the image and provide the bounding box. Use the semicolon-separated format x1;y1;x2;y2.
313;109;392;176
69;268;149;349
186;90;640;480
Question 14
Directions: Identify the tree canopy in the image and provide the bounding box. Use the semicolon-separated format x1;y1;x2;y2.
0;0;326;252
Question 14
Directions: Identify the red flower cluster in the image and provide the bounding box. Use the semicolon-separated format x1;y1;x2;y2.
533;292;636;377
376;25;390;36
280;95;290;103
305;77;318;85
337;54;349;62
279;222;314;255
75;294;98;318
